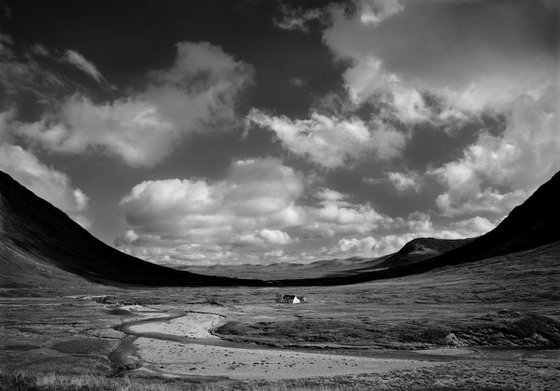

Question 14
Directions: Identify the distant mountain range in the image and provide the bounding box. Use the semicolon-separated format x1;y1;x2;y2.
187;237;473;280
1;170;559;288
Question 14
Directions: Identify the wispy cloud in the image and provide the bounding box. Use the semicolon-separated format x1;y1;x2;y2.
273;5;324;32
63;49;105;83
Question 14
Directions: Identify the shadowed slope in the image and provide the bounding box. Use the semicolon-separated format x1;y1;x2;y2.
0;171;263;287
375;237;474;269
269;171;560;285
1;170;559;287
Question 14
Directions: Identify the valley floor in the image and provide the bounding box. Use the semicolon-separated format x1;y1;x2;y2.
1;247;560;390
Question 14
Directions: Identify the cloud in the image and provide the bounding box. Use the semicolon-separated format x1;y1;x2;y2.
387;171;421;193
0;36;68;102
316;188;347;203
322;0;558;121
15;42;253;167
306;189;393;237
119;158;304;245
332;236;378;255
0;31;13;48
432;84;560;217
0;142;90;228
356;0;404;26
31;43;50;56
247;110;406;168
321;0;559;219
117;158;404;264
63;50;105;83
363;170;421;193
273;5;324;32
325;213;495;258
116;156;502;265
236;229;293;246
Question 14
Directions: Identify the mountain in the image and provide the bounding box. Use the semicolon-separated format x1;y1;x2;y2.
268;171;560;285
0;171;263;288
1;169;559;288
186;256;390;280
374;237;474;269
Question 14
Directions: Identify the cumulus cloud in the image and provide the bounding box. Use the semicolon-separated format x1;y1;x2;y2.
432;85;560;217
247;110;406;168
331;236;378;255
235;229;293;246
117;158;407;264
0;143;90;227
305;188;393;237
322;0;559;219
340;58;434;123
15;42;253;167
119;158;304;246
387;171;421;193
63;50;105;83
324;0;557;114
116;156;501;265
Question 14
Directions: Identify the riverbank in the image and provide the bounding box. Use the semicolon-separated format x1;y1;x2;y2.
111;308;453;381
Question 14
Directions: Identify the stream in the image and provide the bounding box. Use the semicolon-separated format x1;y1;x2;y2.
107;309;475;380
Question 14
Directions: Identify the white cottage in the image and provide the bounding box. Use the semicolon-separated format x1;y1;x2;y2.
276;294;306;304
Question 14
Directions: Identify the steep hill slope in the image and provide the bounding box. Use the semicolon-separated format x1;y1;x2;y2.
0;171;261;287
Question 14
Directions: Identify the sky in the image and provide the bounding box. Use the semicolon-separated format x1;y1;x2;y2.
0;0;559;267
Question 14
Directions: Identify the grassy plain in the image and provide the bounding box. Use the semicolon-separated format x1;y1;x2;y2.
1;244;559;390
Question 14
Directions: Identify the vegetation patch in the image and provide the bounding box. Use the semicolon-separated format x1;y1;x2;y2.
107;308;134;316
215;311;560;349
2;344;40;352
454;310;560;347
51;338;117;356
215;319;450;348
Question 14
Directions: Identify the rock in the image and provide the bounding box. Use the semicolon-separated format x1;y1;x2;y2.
442;332;463;346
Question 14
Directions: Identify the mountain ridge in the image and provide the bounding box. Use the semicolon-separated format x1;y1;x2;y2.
1;170;559;287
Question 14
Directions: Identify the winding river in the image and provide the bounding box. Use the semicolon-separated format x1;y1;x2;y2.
108;309;457;380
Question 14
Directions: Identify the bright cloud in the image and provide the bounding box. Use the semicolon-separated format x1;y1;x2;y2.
322;0;559;219
247;110;406;168
116;156;498;265
119;158;304;246
324;0;557;114
432;85;560;217
15;42;253;167
117;158;405;264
